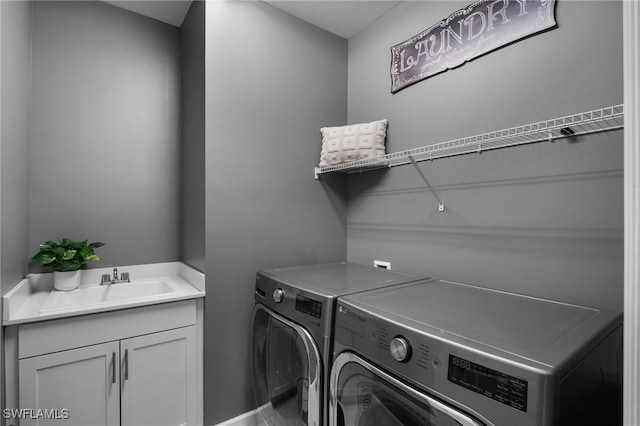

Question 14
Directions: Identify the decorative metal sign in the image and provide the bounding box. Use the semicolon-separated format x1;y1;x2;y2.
390;0;557;93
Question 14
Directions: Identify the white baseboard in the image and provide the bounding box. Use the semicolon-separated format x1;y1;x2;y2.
213;402;276;426
212;409;258;426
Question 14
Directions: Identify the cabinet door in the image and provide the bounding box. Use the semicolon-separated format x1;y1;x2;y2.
120;327;196;426
19;341;120;426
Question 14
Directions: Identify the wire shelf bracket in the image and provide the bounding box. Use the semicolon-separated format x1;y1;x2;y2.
408;155;444;212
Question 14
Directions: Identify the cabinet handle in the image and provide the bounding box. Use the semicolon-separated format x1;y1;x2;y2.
124;349;129;380
111;352;116;384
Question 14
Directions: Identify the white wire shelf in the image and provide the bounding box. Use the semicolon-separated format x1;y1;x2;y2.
314;104;624;179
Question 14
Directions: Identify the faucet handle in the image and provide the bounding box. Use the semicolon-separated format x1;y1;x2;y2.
121;272;130;283
100;274;111;285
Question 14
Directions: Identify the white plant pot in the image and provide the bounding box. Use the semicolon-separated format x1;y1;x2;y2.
54;270;82;291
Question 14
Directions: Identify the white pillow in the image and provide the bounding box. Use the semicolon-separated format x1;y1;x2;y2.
319;119;388;167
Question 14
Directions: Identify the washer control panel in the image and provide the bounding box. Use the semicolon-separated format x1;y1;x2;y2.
389;336;411;362
448;354;528;412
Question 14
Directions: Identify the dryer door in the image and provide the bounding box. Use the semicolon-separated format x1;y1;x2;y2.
252;305;322;426
329;352;486;426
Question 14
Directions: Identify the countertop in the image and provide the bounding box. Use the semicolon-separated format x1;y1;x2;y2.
3;262;205;325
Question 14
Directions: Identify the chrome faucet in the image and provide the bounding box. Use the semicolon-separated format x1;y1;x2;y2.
99;268;131;285
100;274;111;285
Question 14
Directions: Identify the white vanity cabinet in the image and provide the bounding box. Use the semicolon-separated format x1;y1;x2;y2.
19;341;121;426
6;299;203;426
120;327;197;426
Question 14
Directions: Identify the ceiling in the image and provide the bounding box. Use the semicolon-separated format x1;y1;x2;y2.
103;0;402;39
103;1;194;27
262;1;402;39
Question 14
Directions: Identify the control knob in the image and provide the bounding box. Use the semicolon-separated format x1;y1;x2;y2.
389;336;411;362
273;288;284;303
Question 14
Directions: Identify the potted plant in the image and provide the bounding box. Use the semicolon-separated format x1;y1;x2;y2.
31;237;105;291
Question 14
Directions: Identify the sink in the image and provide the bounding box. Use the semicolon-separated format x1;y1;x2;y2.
40;280;176;313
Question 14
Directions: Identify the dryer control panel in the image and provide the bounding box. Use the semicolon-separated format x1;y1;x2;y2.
295;294;323;318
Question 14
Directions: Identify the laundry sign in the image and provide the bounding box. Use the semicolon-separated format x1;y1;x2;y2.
390;0;557;93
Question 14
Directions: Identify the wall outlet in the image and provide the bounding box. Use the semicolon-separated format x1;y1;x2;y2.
374;260;391;270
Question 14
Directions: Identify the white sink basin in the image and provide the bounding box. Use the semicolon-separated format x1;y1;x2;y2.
40;280;176;313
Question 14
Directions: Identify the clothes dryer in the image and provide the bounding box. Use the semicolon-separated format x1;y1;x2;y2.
251;262;429;426
330;279;622;426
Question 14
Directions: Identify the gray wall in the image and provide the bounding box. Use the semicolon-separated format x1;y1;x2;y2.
29;1;182;269
205;1;347;422
4;1;623;423
1;0;33;417
1;0;32;292
181;1;205;272
346;1;624;310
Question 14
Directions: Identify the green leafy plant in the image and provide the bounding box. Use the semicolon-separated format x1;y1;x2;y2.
31;238;106;272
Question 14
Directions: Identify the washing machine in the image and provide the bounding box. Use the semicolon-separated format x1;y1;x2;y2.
251;262;430;426
330;279;623;426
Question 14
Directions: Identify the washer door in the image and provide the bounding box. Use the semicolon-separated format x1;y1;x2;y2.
252;305;321;426
329;352;485;426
